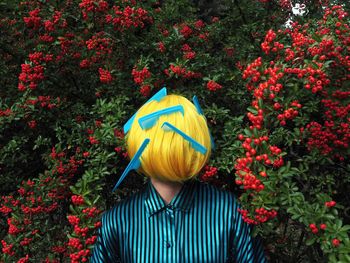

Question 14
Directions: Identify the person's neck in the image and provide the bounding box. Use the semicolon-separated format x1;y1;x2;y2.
150;177;184;205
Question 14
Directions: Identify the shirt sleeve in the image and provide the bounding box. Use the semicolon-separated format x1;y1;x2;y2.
230;198;268;263
90;207;121;263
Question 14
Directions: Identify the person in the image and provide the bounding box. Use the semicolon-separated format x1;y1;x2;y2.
90;88;267;262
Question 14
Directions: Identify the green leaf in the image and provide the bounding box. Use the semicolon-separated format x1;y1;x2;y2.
69;204;78;214
305;238;316;246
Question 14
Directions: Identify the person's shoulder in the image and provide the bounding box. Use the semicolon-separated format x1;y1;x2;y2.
195;181;241;225
196;181;238;206
196;180;238;198
101;185;148;218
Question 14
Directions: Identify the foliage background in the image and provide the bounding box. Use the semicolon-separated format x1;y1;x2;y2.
0;0;349;262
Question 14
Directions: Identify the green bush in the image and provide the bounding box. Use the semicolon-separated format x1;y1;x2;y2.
0;0;349;262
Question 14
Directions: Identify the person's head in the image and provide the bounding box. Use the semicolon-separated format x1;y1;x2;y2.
125;92;213;183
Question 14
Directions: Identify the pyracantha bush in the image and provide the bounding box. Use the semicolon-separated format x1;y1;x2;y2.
235;5;350;262
0;0;349;262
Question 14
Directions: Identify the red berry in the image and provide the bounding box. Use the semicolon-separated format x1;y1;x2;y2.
332;238;340;247
312;228;318;234
238;134;245;140
309;223;316;229
320;224;327;230
259;171;267;177
325;201;336;207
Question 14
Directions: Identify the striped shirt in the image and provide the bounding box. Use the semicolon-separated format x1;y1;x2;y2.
90;179;267;263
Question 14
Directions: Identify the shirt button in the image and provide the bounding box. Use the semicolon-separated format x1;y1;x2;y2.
166;242;171;248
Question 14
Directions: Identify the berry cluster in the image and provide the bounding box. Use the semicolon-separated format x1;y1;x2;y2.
23;8;41;30
164;64;202;79
235;172;264;192
106;5;152;31
18;63;45;91
25;95;60;110
309;223;319;234
140;85;151;97
71;195;85;206
199;165;218;181
86;32;113;58
179;24;193;38
157;42;166;53
207;80;222;91
182;44;196;60
132;66;151;85
238;207;277;225
261;29;277;54
279;0;291;10
79;0;109;20
98;68;113;84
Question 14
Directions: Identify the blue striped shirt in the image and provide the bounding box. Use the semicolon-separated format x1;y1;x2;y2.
90;179;267;262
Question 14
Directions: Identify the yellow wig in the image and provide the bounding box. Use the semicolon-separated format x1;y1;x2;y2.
126;94;212;182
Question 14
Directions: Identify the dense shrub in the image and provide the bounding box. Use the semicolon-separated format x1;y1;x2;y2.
235;5;350;262
0;0;349;262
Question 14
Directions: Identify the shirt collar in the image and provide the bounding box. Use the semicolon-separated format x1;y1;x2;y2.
144;179;197;217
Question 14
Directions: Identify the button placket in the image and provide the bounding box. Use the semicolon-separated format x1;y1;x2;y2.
164;205;177;262
170;208;176;262
166;205;175;219
164;205;176;263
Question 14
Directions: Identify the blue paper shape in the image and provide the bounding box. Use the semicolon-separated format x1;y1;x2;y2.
192;95;215;150
138;105;184;130
112;138;150;192
123;87;167;134
161;122;207;155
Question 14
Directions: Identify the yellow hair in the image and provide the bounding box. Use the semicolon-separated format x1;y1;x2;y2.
126;94;212;182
